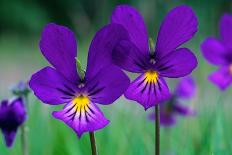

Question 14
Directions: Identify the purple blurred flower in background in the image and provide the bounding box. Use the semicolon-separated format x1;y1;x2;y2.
201;14;232;90
111;5;198;110
0;97;27;147
149;77;197;126
29;23;130;138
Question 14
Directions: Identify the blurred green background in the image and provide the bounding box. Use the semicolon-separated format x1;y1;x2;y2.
1;0;232;154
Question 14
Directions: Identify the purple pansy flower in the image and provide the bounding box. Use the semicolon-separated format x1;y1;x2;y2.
149;77;196;126
0;97;27;147
111;5;198;110
201;14;232;90
29;23;130;138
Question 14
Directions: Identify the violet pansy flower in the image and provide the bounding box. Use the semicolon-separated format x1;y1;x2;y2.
201;14;232;90
0;97;26;147
149;77;196;126
111;5;198;110
29;23;130;138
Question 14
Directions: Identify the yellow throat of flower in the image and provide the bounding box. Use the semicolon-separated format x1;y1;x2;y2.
144;70;158;84
229;65;232;74
72;95;90;112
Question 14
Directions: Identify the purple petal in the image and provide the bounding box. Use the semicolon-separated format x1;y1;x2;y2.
111;5;149;53
156;48;198;78
201;37;228;65
173;103;196;116
29;67;77;105
2;129;17;148
208;66;232;90
124;73;171;110
85;65;130;105
52;101;109;138
11;97;27;124
220;14;232;49
160;112;176;127
112;40;151;73
40;23;79;82
175;77;196;99
155;5;198;59
85;24;129;80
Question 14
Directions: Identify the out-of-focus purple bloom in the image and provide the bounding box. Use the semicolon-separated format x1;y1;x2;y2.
201;14;232;90
0;97;27;147
111;5;198;110
149;77;197;126
29;23;130;138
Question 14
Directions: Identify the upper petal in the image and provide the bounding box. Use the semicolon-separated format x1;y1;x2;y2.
52;101;109;138
124;73;171;110
156;48;198;78
208;67;232;90
173;103;196;116
85;65;130;105
201;37;228;65
85;24;130;80
11;97;27;125
40;23;79;82
29;67;77;105
155;5;198;60
220;14;232;49
175;77;197;99
111;5;149;53
112;40;151;73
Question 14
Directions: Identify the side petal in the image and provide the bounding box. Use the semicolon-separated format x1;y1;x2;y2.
29;67;77;105
113;40;151;73
52;101;109;138
156;48;197;78
85;65;130;105
201;37;228;65
85;24;130;80
173;103;196;116
175;77;196;99
111;5;149;53
11;97;27;125
208;67;232;90
2;129;17;148
220;14;232;49
155;5;198;59
124;74;171;110
40;23;79;82
160;112;176;127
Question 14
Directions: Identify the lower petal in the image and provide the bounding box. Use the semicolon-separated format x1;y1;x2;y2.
52;100;109;138
208;67;232;90
2;129;17;148
124;73;171;110
173;103;196;116
160;113;176;127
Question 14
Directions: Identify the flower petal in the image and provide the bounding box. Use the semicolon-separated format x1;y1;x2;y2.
201;37;228;65
173;103;196;116
208;67;232;90
85;65;130;105
124;74;171;110
156;48;197;78
11;97;27;124
112;40;151;73
1;129;17;148
29;67;77;105
85;24;129;80
160;112;176;127
220;14;232;49
40;23;79;82
155;5;198;59
175;77;196;99
52;101;109;138
111;5;149;53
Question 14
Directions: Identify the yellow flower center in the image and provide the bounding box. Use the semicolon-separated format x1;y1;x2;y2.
72;95;90;112
144;70;158;84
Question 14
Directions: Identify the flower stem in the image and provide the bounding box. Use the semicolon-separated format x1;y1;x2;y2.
155;104;160;155
89;132;97;155
21;124;29;155
21;95;29;155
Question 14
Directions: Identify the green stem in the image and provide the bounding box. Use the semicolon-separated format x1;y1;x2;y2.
155;104;160;155
21;95;29;155
89;132;97;155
